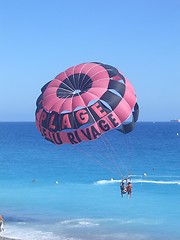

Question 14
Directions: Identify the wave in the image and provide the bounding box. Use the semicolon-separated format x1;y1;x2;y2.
2;223;65;240
95;178;180;185
95;179;120;185
60;218;99;228
133;179;180;185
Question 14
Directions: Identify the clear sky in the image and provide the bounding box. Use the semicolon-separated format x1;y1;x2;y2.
0;0;180;122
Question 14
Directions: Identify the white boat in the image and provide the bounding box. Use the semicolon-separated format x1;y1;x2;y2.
171;119;180;122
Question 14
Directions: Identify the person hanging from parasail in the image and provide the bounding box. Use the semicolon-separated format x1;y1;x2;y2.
35;62;139;197
120;175;132;198
120;179;127;197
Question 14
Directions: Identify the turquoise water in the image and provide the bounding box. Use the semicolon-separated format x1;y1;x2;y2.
0;122;180;240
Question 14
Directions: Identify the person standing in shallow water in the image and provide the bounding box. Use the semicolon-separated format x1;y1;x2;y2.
0;215;4;232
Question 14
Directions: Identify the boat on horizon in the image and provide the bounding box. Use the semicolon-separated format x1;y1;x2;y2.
171;119;180;122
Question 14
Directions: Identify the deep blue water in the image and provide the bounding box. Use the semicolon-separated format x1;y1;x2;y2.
0;122;180;240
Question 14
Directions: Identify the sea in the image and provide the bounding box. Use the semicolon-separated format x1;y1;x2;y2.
0;122;180;240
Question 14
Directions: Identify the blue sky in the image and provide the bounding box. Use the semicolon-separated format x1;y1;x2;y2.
0;0;179;122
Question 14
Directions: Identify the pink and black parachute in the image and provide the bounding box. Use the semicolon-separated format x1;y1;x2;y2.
35;62;139;145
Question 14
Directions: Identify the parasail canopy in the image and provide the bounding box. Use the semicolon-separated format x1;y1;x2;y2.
35;62;139;145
